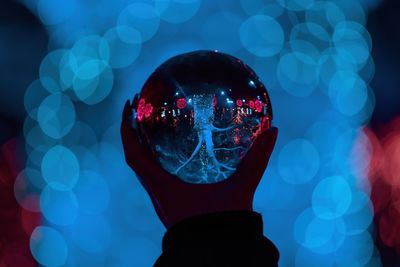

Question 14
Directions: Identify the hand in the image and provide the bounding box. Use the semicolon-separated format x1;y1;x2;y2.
121;98;278;228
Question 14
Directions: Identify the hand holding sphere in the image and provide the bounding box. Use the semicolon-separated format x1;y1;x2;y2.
121;100;277;228
121;51;277;228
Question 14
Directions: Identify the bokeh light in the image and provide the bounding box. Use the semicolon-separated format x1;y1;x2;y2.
328;71;368;116
26;144;55;171
72;59;114;104
312;176;352;219
278;139;320;184
25;125;56;151
59;36;109;90
348;129;373;179
333;23;371;69
39;49;70;93
240;15;284;57
343;191;373;235
37;0;77;26
103;26;142;69
382;132;400;187
277;0;315;11
41;145;80;191
37;93;76;138
30;226;68;267
69;146;99;172
335;232;374;266
318;48;354;88
63;121;98;148
20;207;41;237
277;51;319;97
334;129;367;175
73;171;110;214
154;0;201;24
240;0;284;17
335;0;366;26
70;214;111;253
362;118;400;258
71;35;110;62
14;168;44;212
40;185;79;225
118;3;160;42
24;80;50;120
305;2;345;36
294;208;346;251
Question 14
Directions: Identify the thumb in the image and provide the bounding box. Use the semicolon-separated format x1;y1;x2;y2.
120;98;183;191
233;127;278;190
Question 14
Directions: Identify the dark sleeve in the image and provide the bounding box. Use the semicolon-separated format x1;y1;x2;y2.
154;211;280;267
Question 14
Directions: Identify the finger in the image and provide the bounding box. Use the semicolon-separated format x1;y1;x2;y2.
132;93;139;108
120;100;182;190
121;117;167;188
121;99;150;166
232;127;278;190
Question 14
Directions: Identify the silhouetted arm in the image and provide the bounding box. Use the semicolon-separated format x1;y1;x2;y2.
154;211;279;267
121;99;280;266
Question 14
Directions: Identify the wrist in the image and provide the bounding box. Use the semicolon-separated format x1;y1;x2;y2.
163;210;267;250
155;210;280;267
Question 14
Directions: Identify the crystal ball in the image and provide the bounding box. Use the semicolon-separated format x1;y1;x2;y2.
134;50;272;184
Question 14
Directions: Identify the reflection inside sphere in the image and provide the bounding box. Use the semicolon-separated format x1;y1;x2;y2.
134;50;272;184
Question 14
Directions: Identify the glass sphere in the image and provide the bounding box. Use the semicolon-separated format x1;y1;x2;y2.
134;50;272;184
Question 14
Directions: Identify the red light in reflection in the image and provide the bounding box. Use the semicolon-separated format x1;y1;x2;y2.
145;103;153;118
255;100;262;112
137;98;146;122
236;99;243;107
249;100;255;109
177;98;187;109
233;135;240;145
138;98;145;106
233;128;240;145
261;117;270;131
